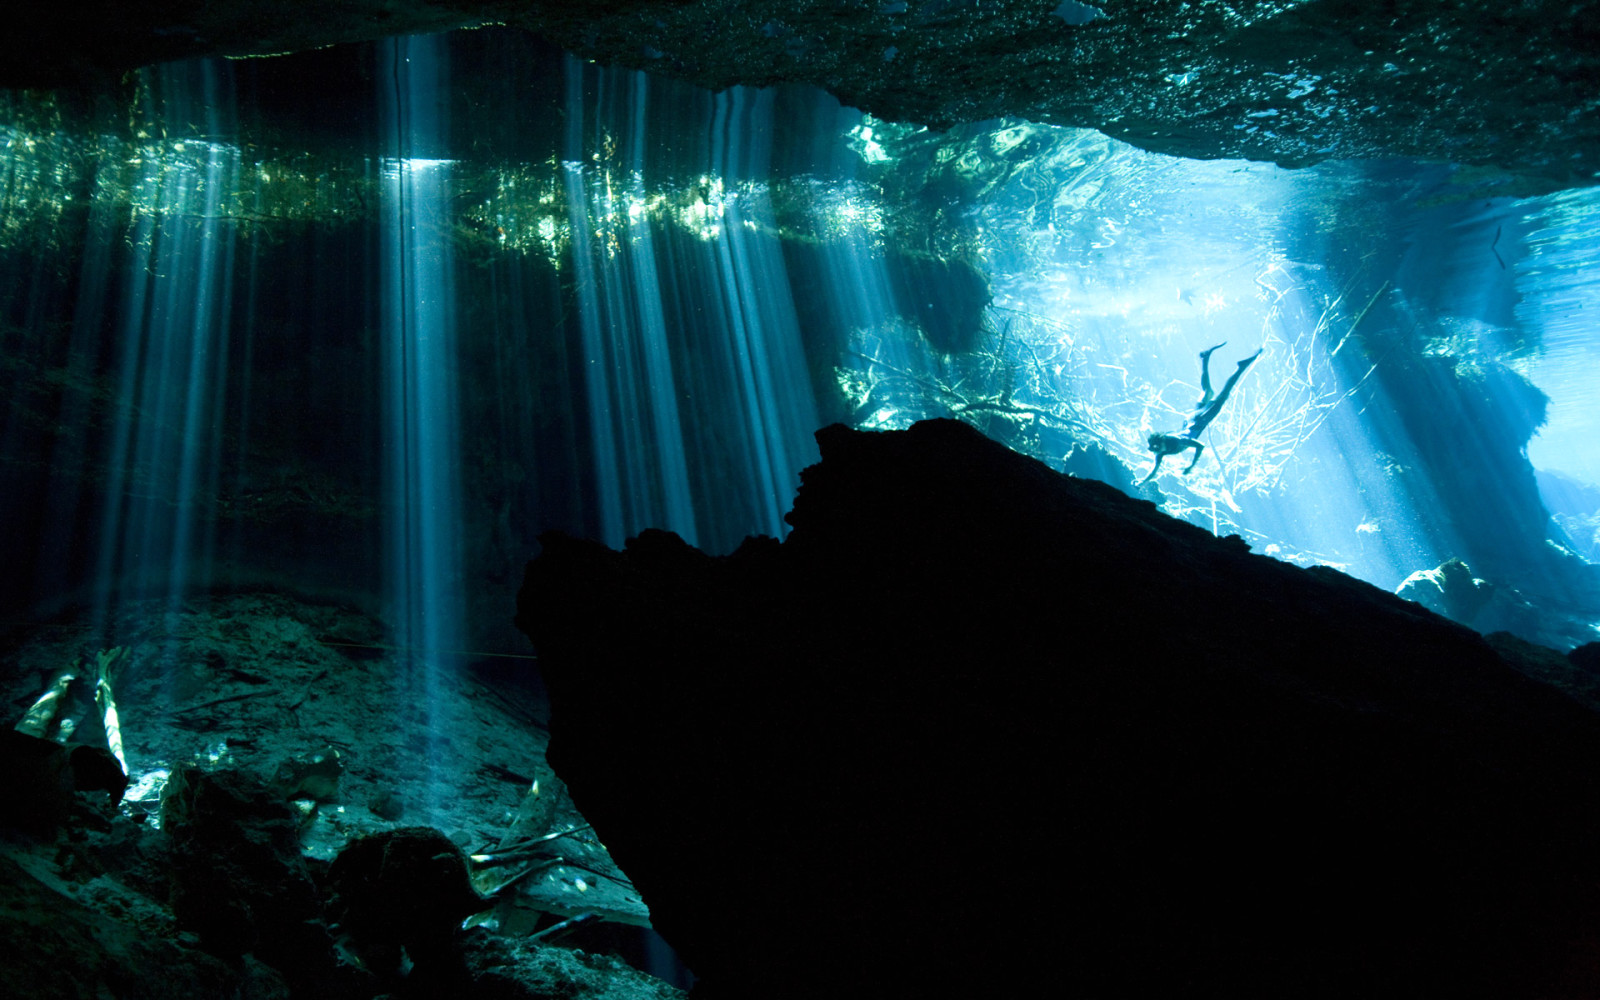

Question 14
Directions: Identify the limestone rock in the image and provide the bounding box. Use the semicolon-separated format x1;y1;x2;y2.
7;3;1600;193
327;826;491;989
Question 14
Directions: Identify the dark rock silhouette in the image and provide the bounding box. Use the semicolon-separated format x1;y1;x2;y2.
160;766;333;973
518;418;1600;998
328;827;491;994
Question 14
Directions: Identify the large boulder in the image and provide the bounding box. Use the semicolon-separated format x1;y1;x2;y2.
518;418;1600;998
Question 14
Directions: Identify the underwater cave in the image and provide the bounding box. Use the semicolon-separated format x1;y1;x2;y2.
4;3;1600;998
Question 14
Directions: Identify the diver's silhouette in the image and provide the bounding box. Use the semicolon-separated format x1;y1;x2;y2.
1139;342;1262;486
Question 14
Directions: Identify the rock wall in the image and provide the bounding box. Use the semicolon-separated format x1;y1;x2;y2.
8;3;1600;193
519;418;1600;997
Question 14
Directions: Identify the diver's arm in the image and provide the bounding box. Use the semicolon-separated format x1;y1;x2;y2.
1137;452;1165;486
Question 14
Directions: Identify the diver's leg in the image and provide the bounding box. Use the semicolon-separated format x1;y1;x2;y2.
1186;397;1223;439
1188;348;1261;438
1196;342;1227;408
1212;348;1263;409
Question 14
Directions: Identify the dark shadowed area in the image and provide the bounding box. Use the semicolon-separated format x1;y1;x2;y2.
520;419;1600;999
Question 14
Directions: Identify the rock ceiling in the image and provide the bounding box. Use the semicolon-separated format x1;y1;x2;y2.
8;1;1600;192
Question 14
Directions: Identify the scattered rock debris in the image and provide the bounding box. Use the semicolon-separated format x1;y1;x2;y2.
0;591;681;1000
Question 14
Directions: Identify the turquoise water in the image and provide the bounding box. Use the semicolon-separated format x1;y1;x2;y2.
1;28;1597;653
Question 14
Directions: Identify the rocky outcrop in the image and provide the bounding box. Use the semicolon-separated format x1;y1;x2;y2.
518;418;1600;998
0;759;684;999
0;592;686;999
328;827;491;992
160;766;348;991
8;3;1600;193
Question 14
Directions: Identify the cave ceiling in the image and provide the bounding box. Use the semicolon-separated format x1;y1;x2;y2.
8;1;1600;194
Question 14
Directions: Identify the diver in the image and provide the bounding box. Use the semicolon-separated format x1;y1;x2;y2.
1138;342;1263;486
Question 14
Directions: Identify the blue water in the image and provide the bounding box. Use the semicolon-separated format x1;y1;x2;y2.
1;27;1598;660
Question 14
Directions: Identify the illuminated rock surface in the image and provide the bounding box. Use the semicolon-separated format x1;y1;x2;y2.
8;2;1600;193
0;593;677;999
520;418;1600;997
